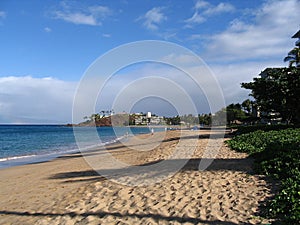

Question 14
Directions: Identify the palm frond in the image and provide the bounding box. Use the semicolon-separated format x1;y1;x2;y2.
284;56;295;62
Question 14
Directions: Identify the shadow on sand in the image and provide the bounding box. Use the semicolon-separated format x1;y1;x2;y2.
48;157;255;183
0;209;251;225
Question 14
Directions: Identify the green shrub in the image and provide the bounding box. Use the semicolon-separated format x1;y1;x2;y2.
226;128;300;224
233;124;296;135
267;178;300;224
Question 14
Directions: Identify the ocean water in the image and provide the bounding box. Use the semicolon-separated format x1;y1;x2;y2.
0;125;159;169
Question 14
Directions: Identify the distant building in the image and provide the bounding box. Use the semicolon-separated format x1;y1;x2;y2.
150;115;164;125
133;112;164;125
134;116;148;125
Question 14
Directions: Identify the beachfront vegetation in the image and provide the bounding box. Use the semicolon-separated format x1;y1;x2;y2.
226;128;300;224
240;31;300;125
79;105;255;127
225;32;300;224
230;124;296;135
198;113;212;126
242;67;300;125
213;102;249;125
80;113;136;126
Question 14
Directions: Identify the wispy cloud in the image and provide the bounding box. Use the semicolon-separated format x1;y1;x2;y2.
138;7;167;31
102;33;111;38
185;12;205;25
204;2;235;16
185;0;235;27
53;2;111;26
204;0;300;62
0;11;6;19
44;27;52;32
195;0;209;10
54;11;98;25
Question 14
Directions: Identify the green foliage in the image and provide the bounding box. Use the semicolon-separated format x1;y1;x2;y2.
164;115;181;125
242;99;252;114
226;103;248;124
198;113;212;126
213;108;226;126
214;103;250;125
267;178;300;223
180;114;199;125
241;67;300;124
234;124;297;135
226;129;300;224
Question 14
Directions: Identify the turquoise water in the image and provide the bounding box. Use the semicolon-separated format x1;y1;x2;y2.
0;125;159;168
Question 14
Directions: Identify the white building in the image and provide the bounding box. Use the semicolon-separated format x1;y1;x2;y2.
134;112;164;125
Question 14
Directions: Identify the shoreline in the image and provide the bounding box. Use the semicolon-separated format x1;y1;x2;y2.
0;129;274;224
0;126;163;170
0;126;226;170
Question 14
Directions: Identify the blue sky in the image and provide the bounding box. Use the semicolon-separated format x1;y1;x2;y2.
0;0;299;123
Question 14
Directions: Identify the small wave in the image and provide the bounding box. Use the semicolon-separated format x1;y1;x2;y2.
0;127;141;169
0;136;121;165
0;154;37;162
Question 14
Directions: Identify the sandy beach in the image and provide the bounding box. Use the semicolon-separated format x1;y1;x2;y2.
0;130;275;224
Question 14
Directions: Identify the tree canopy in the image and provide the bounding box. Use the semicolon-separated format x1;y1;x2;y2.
213;103;249;125
241;67;300;124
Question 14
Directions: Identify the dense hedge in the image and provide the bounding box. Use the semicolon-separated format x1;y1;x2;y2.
230;124;296;135
226;128;300;224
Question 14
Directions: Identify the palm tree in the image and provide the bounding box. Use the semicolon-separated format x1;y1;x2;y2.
284;47;300;68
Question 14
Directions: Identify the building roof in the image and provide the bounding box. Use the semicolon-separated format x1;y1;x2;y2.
292;30;300;38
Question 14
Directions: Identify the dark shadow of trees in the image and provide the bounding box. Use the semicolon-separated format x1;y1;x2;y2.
0;209;250;225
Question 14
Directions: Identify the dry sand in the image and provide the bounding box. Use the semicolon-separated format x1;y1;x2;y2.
0;130;275;224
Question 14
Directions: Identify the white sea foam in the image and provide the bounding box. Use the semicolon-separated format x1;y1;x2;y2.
0;126;155;169
0;137;122;169
0;154;37;162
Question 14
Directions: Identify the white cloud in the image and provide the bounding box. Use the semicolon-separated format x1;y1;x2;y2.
0;11;6;19
44;27;52;32
53;3;111;26
204;2;235;15
185;1;235;27
54;11;98;25
0;76;77;124
185;12;205;25
161;54;200;66
195;0;209;10
88;5;111;17
204;0;300;62
212;58;291;105
102;33;111;38
183;1;300;106
138;7;167;31
1;62;279;124
210;61;282;104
